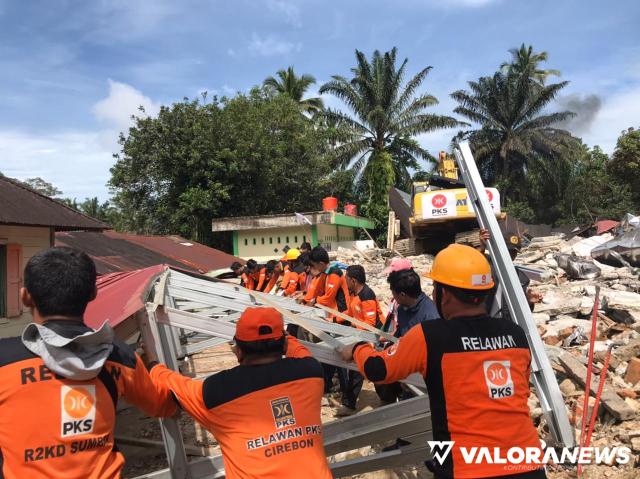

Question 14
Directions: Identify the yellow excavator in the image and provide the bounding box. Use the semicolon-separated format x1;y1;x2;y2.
407;151;505;253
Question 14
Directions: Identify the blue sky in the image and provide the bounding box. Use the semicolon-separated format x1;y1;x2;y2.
1;0;639;201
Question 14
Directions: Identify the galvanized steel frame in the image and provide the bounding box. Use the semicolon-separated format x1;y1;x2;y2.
134;268;432;479
454;141;575;448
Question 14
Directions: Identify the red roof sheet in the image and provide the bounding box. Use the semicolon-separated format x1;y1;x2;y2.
55;231;241;275
84;265;165;329
112;232;239;273
595;220;620;235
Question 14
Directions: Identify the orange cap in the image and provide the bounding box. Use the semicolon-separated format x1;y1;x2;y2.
235;307;285;342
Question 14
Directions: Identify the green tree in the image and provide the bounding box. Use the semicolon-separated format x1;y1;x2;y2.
22;177;63;197
609;127;640;204
563;145;636;223
500;44;561;84
451;64;575;202
513;142;635;225
263;66;323;114
319;47;462;192
109;88;336;246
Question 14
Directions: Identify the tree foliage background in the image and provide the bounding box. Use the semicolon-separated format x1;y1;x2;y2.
27;47;639;249
108;88;350;247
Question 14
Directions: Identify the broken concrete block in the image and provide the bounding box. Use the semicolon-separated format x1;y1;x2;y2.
558;352;636;420
616;389;638;400
594;350;621;371
560;379;577;395
625;358;640;386
603;290;640;312
580;296;596;315
614;339;640;362
543;336;561;346
535;294;583;315
532;312;550;326
543;316;592;338
571;234;613;257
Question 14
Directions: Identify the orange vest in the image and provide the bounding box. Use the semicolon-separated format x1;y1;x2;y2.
354;317;543;478
150;337;331;479
0;334;176;478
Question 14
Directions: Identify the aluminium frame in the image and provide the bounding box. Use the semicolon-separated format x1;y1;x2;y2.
453;141;575;448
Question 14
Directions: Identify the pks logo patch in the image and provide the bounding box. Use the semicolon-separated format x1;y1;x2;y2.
483;361;514;399
61;385;96;437
471;273;492;286
270;397;296;429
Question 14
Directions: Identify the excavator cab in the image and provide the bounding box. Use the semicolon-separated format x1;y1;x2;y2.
404;151;503;253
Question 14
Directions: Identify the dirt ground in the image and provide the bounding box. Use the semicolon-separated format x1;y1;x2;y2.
118;343;638;479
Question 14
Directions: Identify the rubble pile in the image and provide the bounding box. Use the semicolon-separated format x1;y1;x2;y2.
336;233;640;474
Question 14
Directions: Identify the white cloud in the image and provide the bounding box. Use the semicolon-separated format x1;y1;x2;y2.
0;80;162;201
92;79;160;131
266;0;302;27
227;48;236;57
248;33;302;56
0;130;115;200
581;86;640;154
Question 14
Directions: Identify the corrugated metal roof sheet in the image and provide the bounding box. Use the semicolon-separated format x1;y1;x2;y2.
118;233;240;273
84;265;165;329
55;230;241;275
595;220;620;235
0;176;108;230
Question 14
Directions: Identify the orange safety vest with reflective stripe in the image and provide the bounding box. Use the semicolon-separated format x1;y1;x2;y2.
353;316;543;478
0;332;176;479
316;267;350;322
149;337;331;479
348;285;384;330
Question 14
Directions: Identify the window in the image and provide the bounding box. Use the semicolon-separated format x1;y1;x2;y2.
253;238;256;245
294;235;298;243
277;237;281;244
261;238;265;245
244;238;248;246
303;235;307;242
286;236;290;243
269;237;273;244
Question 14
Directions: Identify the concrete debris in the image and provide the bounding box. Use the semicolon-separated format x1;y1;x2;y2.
558;352;636;421
555;253;601;280
336;230;640;474
625;358;640;386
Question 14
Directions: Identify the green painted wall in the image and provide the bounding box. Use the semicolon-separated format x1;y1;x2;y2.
232;231;239;257
332;213;375;229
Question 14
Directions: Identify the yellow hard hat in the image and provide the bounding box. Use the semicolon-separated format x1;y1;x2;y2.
285;248;301;261
424;244;494;290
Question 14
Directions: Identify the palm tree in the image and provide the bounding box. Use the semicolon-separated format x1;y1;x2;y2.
263;66;323;114
319;47;462;191
451;65;575;200
500;44;561;84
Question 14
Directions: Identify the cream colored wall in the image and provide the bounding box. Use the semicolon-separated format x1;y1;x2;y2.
316;223;338;246
237;226;312;261
0;225;52;272
317;224;357;251
338;226;355;241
